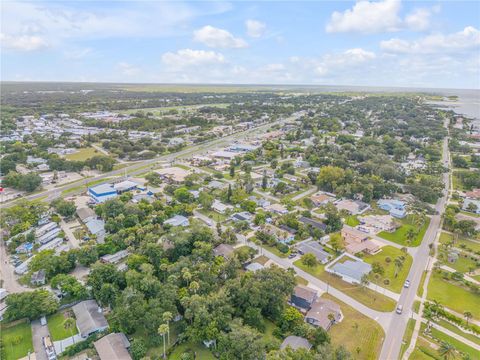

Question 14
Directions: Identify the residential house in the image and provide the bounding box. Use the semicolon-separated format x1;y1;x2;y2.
334;199;370;215
465;189;480;199
94;333;132;360
290;285;318;311
31;269;46;286
328;255;372;284
310;192;335;207
76;207;96;224
377;199;407;218
245;262;264;272
265;203;288;215
357;215;397;233
212;200;233;214
155;167;190;184
101;250;129;264
299;216;327;232
262;224;295;244
207;180;227;190
72;300;109;338
85;219;106;243
280;336;312;351
341;227;380;255
296;241;331;264
462;198;480;214
230;212;253;223
305;299;343;331
164;215;190;227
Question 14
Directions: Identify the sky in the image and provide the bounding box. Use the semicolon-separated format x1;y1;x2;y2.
1;0;479;89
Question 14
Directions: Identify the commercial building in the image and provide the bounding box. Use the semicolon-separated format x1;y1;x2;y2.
88;184;118;203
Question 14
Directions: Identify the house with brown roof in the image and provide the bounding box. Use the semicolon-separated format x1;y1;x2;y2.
213;244;235;259
305;299;343;331
94;333;132;360
341;227;380;255
310;192;335;207
466;189;480;199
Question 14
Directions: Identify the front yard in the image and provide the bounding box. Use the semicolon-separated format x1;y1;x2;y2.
322;293;385;360
362;246;413;293
293;260;396;312
0;320;33;360
378;215;430;247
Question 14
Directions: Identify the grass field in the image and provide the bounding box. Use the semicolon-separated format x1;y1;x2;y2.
0;321;33;360
422;323;479;360
427;272;480;320
197;208;227;223
411;337;441;360
263;244;290;258
65;147;100;161
363;246;413;293
418;270;428;297
294;260;396;312
378;216;430;247
47;310;78;341
121;103;229;115
400;319;416;358
345;215;360;227
439;231;480;253
438;249;479;274
322;293;385;360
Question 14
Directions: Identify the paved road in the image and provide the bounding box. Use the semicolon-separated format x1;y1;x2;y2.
380;126;450;360
0;235;28;294
31;319;49;360
1;112;304;210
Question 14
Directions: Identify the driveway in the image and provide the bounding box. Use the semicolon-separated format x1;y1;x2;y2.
31;319;50;360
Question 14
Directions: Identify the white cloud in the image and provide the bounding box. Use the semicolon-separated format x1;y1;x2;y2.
246;20;266;38
162;49;226;68
117;62;140;76
0;33;49;51
193;25;248;48
381;26;480;54
63;48;92;60
326;0;401;34
404;8;432;32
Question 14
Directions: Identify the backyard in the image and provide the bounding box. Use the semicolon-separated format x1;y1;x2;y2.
378;215;430;247
47;310;78;341
0;320;33;360
427;272;480;320
362;246;413;293
322;293;385;360
293;260;396;312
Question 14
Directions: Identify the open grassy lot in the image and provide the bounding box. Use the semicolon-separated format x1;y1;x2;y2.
411;337;441;360
65;147;100;161
427;272;480;320
47;310;78;341
263;244;290;258
294;260;396;312
197;208;227;223
434;319;480;346
378;216;430;247
400;319;416;358
121;103;229;115
322;293;385;360
363;246;413;293
0;320;33;360
169;342;215;360
417;270;428;297
439;231;480;253
345;215;360;227
421;323;478;360
438;249;479;273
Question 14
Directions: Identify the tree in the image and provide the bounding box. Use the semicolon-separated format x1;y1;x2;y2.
464;311;472;326
230;161;235;177
438;341;456;360
130;339;147;360
63;318;76;345
218;321;266;360
360;274;370;291
4;290;58;321
52;199;77;218
158;323;169;359
301;253;317;267
199;191;214;210
163;311;173;345
394;257;404;278
316;166;346;192
174;187;194;203
262;172;268;190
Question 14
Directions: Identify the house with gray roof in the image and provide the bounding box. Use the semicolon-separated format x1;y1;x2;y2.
280;336;312;351
72;300;108;338
327;255;372;284
94;333;132;360
305;299;343;331
85;219;106;243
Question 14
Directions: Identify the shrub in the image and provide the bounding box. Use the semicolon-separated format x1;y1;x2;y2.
385;256;391;263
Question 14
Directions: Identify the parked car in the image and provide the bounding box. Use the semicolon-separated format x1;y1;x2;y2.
404;280;410;288
288;253;297;259
396;305;403;314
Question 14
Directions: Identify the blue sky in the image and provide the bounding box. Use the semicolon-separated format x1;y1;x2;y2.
1;0;479;88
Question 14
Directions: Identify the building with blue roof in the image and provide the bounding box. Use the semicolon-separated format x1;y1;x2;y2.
377;199;407;218
88;183;118;203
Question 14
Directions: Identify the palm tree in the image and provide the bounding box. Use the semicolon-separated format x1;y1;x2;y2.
464;311;473;326
405;228;416;246
438;341;456;360
182;268;192;286
158;324;169;359
163;311;173;345
394;257;404;278
189;280;200;294
360;274;370;291
63;318;76;345
327;313;336;326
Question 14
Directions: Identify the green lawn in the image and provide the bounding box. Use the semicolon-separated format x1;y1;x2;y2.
438;250;479;274
422;323;478;360
0;321;33;360
47;310;78;341
400;319;416;359
363;246;413;293
62;177;114;195
434;319;480;346
427;272;480;320
439;231;480;253
65;147;101;161
168;342;215;360
294;260;396;312
417;270;428;297
345;215;360;227
378;216;430;247
263;244;290;258
197;208;227;223
322;293;385;360
411;337;441;360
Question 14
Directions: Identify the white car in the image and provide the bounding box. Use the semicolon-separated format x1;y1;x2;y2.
396;305;403;314
404;280;410;288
